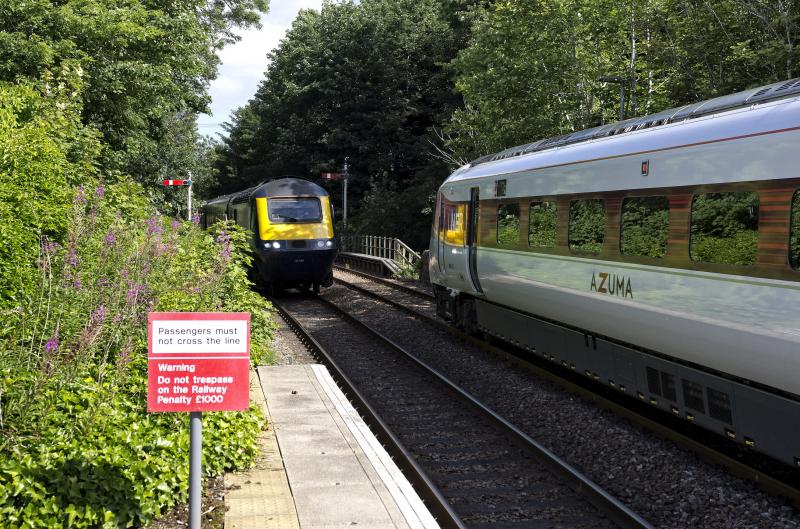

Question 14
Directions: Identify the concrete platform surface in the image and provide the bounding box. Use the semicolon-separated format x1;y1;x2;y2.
259;364;441;529
225;370;300;529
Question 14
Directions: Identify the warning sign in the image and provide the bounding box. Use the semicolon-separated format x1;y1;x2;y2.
147;312;250;413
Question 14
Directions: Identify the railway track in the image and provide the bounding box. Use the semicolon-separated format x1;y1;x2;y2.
272;292;654;529
331;268;800;514
333;264;434;300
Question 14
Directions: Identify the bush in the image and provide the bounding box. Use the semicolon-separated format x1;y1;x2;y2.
0;76;102;307
0;182;275;528
690;231;758;266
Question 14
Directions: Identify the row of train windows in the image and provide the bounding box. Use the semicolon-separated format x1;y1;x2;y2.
497;190;800;268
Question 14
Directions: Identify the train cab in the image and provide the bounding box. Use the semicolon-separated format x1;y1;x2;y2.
203;177;337;293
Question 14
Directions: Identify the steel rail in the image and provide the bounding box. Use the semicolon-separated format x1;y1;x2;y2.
302;293;656;529
270;297;468;529
333;273;800;509
333;264;434;299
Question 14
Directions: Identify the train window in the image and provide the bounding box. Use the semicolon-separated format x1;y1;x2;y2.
528;201;557;248
620;196;669;258
444;203;466;245
690;192;759;265
497;203;520;247
268;198;322;223
569;199;605;254
791;190;800;270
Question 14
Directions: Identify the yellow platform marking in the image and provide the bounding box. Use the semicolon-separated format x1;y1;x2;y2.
224;371;300;529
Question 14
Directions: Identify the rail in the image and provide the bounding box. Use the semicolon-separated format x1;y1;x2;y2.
332;270;800;509
271;297;467;529
340;235;421;269
276;292;655;529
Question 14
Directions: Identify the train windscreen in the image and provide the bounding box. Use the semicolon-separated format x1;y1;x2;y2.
268;198;322;223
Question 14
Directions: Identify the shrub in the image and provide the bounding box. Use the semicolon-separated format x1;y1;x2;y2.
0;182;275;527
0;74;102;308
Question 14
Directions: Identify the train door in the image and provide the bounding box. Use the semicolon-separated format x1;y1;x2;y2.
467;187;483;293
436;193;445;274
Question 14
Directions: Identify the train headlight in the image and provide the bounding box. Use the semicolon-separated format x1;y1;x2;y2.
316;240;325;248
272;242;281;249
325;240;333;247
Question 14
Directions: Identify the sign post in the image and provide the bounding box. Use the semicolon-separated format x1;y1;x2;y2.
342;158;349;233
320;157;350;232
147;312;251;529
162;178;194;221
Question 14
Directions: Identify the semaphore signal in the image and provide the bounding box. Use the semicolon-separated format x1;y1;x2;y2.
163;179;192;186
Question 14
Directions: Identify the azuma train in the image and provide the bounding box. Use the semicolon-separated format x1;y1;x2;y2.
430;78;800;466
203;178;336;293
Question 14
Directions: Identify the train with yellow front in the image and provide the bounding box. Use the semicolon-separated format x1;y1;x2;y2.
203;178;336;293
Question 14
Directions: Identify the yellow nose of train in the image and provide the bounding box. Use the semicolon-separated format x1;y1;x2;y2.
202;177;337;292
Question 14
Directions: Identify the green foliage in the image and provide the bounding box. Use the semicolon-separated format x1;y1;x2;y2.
691;232;759;266
528;202;557;248
213;0;463;248
620;197;669;258
569;199;605;254
690;192;759;265
691;192;759;238
445;0;800;162
0;3;278;527
0;78;102;306
0;184;275;527
497;204;520;247
0;0;268;183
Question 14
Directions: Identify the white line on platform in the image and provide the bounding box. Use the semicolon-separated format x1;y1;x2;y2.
311;364;441;529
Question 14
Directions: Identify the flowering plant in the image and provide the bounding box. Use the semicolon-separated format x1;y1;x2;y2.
0;180;275;527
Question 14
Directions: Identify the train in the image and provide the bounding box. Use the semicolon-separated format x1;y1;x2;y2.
203;177;337;293
430;78;800;466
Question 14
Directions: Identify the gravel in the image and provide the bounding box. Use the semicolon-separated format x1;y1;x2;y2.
323;279;800;529
279;294;620;529
268;307;316;365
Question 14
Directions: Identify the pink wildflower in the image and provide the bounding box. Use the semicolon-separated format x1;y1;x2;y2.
44;332;59;354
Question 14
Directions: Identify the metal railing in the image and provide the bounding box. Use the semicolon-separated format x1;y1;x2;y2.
340;235;421;269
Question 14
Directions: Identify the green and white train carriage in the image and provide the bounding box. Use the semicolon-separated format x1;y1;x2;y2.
430;79;800;466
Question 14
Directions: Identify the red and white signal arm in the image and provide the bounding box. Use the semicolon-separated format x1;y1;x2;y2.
147;312;250;413
320;172;344;181
162;179;192;186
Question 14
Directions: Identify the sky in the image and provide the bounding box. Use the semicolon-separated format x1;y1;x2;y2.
197;0;325;139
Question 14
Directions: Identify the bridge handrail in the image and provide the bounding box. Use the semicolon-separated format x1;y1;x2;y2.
341;235;421;269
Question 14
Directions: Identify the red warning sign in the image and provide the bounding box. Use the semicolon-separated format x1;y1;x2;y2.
147;312;250;413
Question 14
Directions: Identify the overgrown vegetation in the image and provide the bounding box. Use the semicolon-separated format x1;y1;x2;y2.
690;192;760;266
0;1;272;526
0;185;273;527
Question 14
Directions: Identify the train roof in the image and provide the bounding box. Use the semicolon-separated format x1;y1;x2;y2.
447;78;800;184
255;178;328;198
207;177;328;207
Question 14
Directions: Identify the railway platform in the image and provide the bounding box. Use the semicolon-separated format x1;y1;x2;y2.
224;364;440;529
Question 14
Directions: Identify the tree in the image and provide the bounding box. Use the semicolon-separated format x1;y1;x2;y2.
0;0;269;183
444;0;800;163
215;0;463;247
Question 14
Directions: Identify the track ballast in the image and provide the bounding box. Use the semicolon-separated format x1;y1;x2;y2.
274;292;653;529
